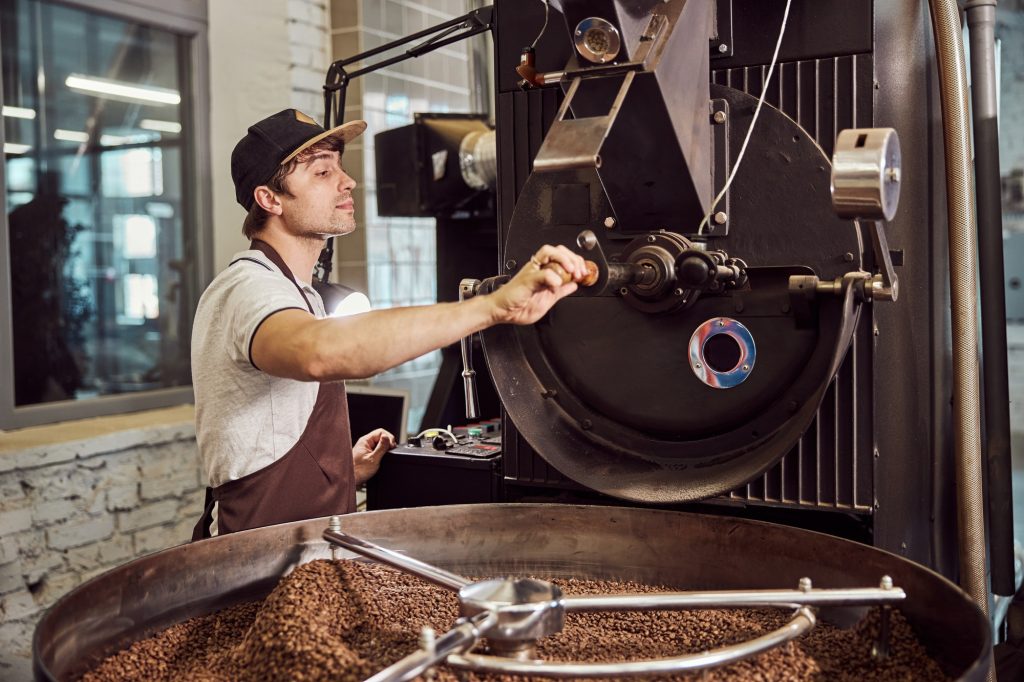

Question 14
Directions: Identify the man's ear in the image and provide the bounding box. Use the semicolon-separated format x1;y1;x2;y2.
253;186;283;215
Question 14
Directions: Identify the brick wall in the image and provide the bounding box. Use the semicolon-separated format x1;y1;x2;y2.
288;0;332;121
0;418;201;679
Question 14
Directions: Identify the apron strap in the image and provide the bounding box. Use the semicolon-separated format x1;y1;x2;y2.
191;486;215;542
250;239;316;315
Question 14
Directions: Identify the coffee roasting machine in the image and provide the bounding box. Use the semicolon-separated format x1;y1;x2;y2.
32;1;1018;680
359;0;1016;620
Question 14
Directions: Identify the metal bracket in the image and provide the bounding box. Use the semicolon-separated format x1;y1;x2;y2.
710;0;734;58
533;71;637;172
706;98;731;236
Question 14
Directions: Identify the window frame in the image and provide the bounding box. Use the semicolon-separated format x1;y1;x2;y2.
0;0;213;429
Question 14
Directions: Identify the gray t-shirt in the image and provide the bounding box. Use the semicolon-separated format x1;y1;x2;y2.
192;249;327;489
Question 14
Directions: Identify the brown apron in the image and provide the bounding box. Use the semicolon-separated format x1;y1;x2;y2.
192;240;355;540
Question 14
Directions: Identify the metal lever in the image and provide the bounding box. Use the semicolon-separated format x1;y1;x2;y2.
865;220;899;302
324;520;471;592
459;278;482;420
364;611;496;682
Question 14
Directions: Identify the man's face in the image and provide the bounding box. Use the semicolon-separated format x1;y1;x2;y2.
276;150;357;239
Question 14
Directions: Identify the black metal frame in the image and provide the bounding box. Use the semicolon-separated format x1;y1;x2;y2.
322;5;494;129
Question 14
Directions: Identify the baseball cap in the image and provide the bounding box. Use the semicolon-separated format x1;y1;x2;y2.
231;109;367;211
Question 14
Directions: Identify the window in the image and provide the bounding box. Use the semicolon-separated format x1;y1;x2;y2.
0;0;211;428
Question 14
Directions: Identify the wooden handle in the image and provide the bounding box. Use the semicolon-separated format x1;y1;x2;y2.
542;260;599;287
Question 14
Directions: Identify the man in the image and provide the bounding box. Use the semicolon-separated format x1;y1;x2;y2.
191;109;585;538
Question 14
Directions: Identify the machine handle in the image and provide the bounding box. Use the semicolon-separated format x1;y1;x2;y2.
323;523;471;593
364;611;496;682
447;607;816;678
459;279;482;420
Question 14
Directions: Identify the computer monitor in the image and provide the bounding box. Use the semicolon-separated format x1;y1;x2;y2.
346;384;411;444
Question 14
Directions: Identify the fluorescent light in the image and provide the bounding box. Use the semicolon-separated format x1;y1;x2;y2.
4;143;32;154
100;132;160;146
65;74;180;106
139;119;181;134
2;106;36;120
54;129;90;143
100;134;132;146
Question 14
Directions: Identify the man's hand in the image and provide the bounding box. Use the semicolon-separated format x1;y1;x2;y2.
488;244;587;325
353;428;396;485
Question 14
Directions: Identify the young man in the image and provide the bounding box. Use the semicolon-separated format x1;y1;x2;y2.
191;109;586;538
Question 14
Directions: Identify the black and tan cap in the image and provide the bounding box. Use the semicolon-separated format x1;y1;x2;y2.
231;109;366;211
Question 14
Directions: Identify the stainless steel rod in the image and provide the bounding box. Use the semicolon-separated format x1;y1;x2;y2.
364;611;496;682
323;527;471;592
561;586;906;612
447;607;815;678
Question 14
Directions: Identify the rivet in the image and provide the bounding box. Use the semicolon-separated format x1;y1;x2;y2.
713;211;728;225
604;216;616;229
742;364;750;372
718;43;729;53
505;259;517;270
713;110;727;124
673;288;685;296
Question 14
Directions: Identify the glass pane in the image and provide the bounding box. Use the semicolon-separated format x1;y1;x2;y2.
2;0;193;406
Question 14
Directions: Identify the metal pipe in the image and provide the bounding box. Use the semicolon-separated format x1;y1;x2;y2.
561;585;906;612
323;525;471;592
448;608;816;678
965;0;1015;599
364;611;496;682
927;0;992;656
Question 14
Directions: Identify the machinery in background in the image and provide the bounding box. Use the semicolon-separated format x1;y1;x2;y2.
372;113;504;431
337;0;1014;655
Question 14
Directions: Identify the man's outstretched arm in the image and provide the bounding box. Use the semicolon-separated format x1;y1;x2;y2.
250;244;586;382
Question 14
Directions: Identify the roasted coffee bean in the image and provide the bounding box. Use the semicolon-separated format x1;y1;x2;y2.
81;560;950;682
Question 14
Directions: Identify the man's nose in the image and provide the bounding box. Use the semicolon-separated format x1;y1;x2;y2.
339;170;356;192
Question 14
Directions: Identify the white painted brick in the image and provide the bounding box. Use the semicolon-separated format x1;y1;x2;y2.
35;570;80;605
80;565;116;583
0;651;33;682
20;548;64;585
0;617;34;655
63;544;102;574
289;0;327;26
140;470;199;502
0;473;27;512
47;515;114;551
290;43;317;67
117;499;179;533
97;533;135;565
0;536;19;565
0;421;194;475
0;558;25;594
288;20;327;49
0;508;32;536
101;453;142;486
31;499;80;526
20;463;99;502
292;65;328;92
0;589;41;621
106;483;140;512
134;517;194;556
